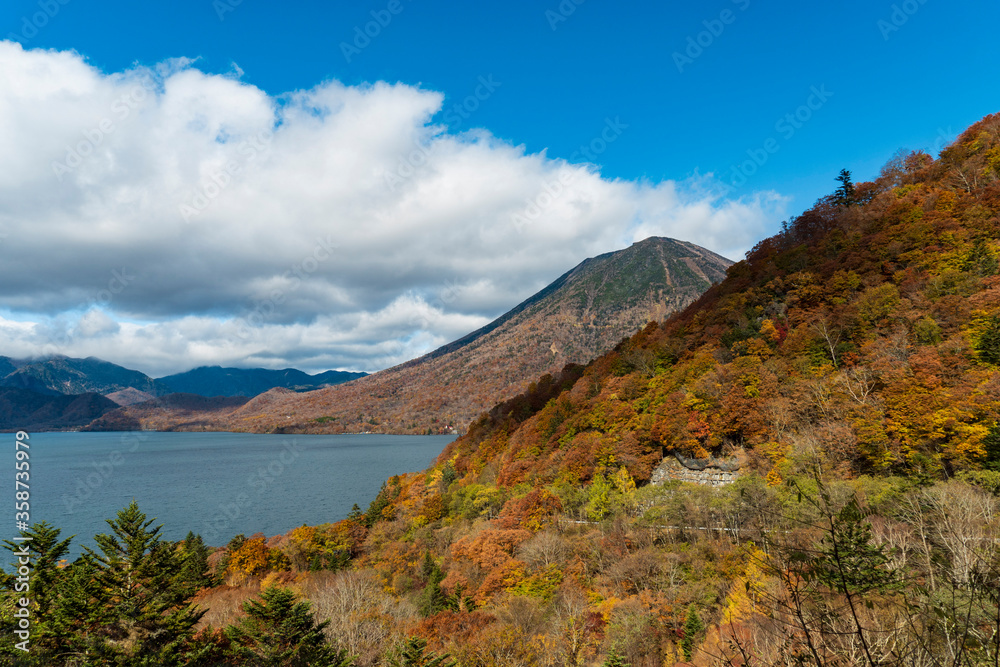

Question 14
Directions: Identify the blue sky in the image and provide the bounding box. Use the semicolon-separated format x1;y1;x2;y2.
1;0;998;375
7;0;997;211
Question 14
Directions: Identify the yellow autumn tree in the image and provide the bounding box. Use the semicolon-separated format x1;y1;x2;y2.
722;546;767;624
227;536;270;577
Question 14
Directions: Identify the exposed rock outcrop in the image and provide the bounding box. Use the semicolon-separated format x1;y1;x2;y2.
650;451;742;487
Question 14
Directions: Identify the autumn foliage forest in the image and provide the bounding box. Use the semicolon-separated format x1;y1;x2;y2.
5;114;1000;666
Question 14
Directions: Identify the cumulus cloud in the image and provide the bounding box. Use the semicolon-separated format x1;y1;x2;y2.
75;309;121;337
0;41;788;376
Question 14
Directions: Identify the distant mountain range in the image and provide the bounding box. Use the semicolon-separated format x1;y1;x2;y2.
157;366;366;398
0;356;167;397
94;236;731;435
0;357;366;431
0;357;365;399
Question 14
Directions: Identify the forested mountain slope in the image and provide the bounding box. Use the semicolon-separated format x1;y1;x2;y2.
442;119;1000;486
0;387;119;431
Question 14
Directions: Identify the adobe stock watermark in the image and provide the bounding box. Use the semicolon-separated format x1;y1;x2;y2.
570;116;628;163
443;75;502;129
52;76;157;181
178;128;273;222
233;236;337;340
673;0;751;73
60;433;150;514
381;135;433;192
931;126;955;155
213;0;244;21
199;439;303;544
545;0;586;31
6;0;71;43
383;75;501;192
720;85;833;193
340;0;414;63
877;0;928;40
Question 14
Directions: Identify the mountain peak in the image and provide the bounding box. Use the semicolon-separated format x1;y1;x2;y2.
201;237;732;435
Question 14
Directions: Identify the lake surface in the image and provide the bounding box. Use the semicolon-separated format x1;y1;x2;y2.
11;431;455;559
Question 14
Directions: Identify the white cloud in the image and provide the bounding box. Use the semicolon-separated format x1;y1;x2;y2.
75;309;120;337
0;41;788;376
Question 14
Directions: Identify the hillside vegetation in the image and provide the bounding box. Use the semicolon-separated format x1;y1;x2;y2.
5;114;1000;666
0;387;118;431
445;132;1000;487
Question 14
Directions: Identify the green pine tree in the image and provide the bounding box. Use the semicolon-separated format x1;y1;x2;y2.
390;636;456;667
420;550;437;580
681;605;704;660
984;422;1000;470
418;553;448;617
225;586;355;666
813;499;898;595
46;556;109;659
833;168;857;207
326;549;351;572
963;238;999;277
977;315;1000;366
178;531;212;589
3;522;72;619
439;461;458;488
1;522;73;659
445;582;475;613
602;648;631;667
364;482;395;527
79;501;205;665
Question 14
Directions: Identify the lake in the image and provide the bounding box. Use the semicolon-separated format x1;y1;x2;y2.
11;431;455;559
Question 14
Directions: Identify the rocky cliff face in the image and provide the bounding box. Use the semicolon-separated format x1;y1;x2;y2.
650;453;742;487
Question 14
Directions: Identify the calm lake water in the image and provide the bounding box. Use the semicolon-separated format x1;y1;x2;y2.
12;431;455;559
